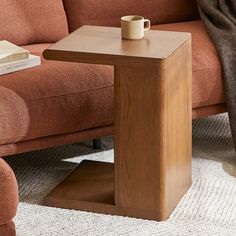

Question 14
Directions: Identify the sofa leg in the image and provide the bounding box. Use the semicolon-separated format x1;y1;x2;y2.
93;139;101;149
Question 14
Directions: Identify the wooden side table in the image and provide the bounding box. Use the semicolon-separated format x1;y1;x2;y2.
43;26;192;221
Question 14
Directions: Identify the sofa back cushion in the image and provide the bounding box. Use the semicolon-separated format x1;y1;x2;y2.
0;0;68;46
63;0;199;32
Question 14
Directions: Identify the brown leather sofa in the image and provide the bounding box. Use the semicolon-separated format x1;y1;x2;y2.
0;0;226;233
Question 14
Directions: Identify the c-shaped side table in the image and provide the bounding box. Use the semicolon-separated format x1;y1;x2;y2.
43;25;192;221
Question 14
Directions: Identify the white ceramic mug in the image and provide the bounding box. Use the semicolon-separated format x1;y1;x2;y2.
121;15;151;40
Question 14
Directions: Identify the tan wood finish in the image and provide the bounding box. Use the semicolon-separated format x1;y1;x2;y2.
43;26;192;221
114;39;192;220
45;160;174;220
43;25;190;66
46;161;115;206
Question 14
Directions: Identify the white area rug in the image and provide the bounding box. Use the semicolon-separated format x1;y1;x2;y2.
6;113;236;236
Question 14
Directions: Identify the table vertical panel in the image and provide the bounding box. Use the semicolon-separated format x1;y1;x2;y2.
42;26;192;221
114;64;166;218
114;39;192;220
164;39;192;216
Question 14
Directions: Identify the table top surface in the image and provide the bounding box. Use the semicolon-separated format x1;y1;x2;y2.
43;26;191;65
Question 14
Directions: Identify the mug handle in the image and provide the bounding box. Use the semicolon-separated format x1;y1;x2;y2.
144;19;151;31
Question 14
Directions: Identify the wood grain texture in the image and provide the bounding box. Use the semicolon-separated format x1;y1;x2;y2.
114;64;163;212
163;38;192;217
43;26;191;66
114;38;192;220
44;160;166;221
45;161;114;205
43;26;192;221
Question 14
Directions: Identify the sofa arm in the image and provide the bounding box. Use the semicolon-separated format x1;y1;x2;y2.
0;158;18;226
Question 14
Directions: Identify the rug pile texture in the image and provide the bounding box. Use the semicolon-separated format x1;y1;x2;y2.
6;114;236;236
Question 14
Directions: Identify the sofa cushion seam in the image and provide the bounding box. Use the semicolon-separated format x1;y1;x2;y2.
0;171;13;178
0;123;114;145
0;219;15;227
24;85;114;102
193;67;221;72
193;100;225;108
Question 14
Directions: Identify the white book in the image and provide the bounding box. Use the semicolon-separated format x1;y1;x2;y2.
0;40;29;64
0;54;41;75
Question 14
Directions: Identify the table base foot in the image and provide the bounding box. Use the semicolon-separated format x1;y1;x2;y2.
44;160;188;221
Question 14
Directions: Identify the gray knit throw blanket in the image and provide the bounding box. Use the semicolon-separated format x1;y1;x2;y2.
197;0;236;148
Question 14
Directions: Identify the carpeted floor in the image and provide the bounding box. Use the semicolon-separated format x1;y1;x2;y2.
5;113;236;236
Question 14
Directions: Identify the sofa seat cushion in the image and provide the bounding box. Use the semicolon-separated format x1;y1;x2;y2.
0;158;18;226
63;0;199;32
152;21;225;108
0;0;68;45
0;222;16;236
0;44;113;145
